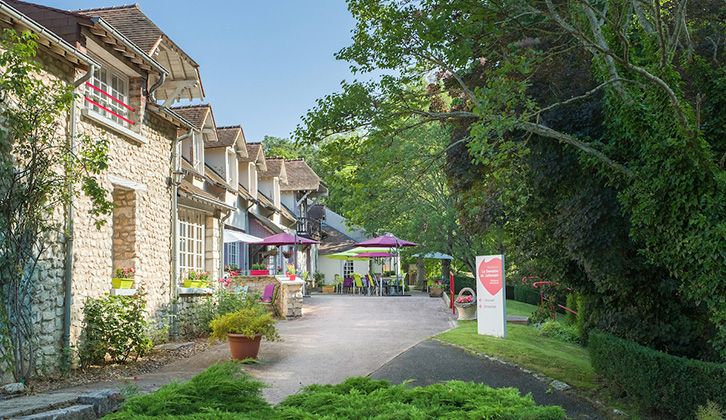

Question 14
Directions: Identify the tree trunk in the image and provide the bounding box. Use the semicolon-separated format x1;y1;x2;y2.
416;257;425;290
441;259;451;286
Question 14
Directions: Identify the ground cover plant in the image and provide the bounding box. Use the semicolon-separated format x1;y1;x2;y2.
107;362;565;419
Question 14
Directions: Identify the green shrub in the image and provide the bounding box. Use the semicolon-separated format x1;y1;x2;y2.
278;376;566;419
313;271;325;285
564;294;578;325
451;274;475;294
79;289;152;366
539;320;583;345
106;363;566;420
105;362;272;419
208;307;280;342
178;289;262;339
514;284;542;305
589;330;726;419
696;401;726;420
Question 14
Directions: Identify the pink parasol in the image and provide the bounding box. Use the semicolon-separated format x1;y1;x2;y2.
251;232;320;246
355;235;418;248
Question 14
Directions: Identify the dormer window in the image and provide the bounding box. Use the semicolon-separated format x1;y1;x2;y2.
85;65;133;129
192;131;203;172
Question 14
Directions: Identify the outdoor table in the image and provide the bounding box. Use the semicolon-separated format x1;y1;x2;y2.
381;277;400;295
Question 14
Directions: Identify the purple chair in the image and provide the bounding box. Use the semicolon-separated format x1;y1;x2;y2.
260;284;276;303
342;277;354;294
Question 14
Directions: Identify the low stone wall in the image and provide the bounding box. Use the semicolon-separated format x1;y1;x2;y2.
228;276;303;320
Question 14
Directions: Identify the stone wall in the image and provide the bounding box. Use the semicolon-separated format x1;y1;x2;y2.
6;53;178;377
227;276;303;320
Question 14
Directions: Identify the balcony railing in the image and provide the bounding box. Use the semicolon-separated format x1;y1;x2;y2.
297;217;323;240
84;82;135;128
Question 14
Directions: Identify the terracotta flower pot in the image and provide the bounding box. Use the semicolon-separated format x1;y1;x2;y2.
112;278;134;289
227;333;262;360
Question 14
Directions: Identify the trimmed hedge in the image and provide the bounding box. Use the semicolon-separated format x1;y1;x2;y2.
513;284;542;306
589;330;726;419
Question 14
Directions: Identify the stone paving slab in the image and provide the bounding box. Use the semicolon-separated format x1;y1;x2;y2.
0;393;78;419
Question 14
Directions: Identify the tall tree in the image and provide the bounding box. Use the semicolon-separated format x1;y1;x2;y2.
296;0;726;359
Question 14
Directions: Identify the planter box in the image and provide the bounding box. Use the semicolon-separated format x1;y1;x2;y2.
250;270;269;276
429;287;443;297
322;286;335;293
184;279;202;288
112;278;134;289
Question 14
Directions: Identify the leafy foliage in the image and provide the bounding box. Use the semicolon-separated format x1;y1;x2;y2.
295;0;726;359
0;29;111;381
208;307;280;342
590;330;726;419
107;362;565;419
78;289;152;366
105;362;271;419
278;376;566;419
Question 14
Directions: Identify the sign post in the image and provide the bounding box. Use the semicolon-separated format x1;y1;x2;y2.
476;255;506;338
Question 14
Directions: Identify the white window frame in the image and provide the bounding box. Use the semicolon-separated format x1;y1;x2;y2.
192;131;203;172
179;209;205;278
227;242;239;268
343;260;354;277
85;63;131;129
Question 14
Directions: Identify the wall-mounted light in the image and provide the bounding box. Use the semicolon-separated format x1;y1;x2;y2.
171;170;183;186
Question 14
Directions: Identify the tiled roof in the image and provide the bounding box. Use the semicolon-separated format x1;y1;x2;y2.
212;126;241;149
280;158;321;191
169;104;209;130
178;179;228;209
256;191;275;209
237;183;254;201
258;157;283;178
320;225;357;255
76;5;159;53
240;143;261;163
203;163;233;191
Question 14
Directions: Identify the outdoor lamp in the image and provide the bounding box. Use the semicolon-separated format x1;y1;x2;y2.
171;169;183;186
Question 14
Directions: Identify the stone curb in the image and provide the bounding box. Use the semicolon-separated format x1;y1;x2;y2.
0;389;122;420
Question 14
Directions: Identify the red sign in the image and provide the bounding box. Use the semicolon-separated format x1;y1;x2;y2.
478;257;503;296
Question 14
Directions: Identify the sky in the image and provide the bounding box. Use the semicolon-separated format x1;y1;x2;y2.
40;0;360;143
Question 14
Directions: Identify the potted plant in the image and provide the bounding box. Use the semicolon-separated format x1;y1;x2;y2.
185;269;210;288
282;248;294;258
428;280;444;297
112;267;135;289
209;306;280;361
250;263;269;276
267;246;279;256
286;263;296;280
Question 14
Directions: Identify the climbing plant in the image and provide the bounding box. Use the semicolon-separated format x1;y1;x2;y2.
0;29;112;382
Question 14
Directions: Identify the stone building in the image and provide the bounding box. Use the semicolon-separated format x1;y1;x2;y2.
0;0;200;378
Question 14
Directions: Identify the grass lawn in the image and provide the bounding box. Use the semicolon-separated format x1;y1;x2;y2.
436;300;595;390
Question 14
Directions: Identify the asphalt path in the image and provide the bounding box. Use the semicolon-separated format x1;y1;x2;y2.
370;339;604;419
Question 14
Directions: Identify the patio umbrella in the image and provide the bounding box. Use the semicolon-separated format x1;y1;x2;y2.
324;252;368;261
251;232;320;246
355;235;419;248
355;235;418;295
412;252;453;260
251;233;320;275
354;251;393;258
